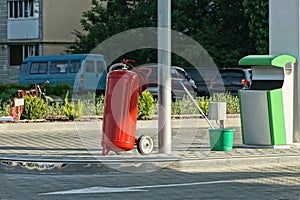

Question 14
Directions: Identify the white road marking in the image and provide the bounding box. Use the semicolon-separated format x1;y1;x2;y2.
40;180;232;195
41;186;146;195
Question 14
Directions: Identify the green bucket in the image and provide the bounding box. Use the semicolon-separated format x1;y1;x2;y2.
208;128;235;151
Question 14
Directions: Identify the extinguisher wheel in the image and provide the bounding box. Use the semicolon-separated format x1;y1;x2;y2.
137;135;154;155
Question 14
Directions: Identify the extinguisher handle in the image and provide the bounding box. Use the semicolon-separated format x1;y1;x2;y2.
122;59;135;64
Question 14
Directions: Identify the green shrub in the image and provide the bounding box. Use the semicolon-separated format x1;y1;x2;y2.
205;93;240;114
171;99;181;115
224;94;240;114
211;93;227;102
73;93;97;116
23;91;240;119
0;83;28;103
95;95;105;116
46;101;64;116
44;83;72;98
169;93;240;115
0;100;10;116
151;98;158;115
22;95;47;120
138;90;154;120
0;83;72;103
169;96;199;115
197;96;210;116
63;92;83;120
44;93;105;118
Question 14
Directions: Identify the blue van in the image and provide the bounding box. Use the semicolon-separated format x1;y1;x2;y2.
18;54;108;94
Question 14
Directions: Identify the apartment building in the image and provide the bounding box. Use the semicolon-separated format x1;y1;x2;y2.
0;0;91;83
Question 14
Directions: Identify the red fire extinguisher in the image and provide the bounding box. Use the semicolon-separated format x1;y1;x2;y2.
102;60;154;156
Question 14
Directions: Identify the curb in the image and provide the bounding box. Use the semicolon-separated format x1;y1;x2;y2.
169;154;300;172
2;153;300;173
0;117;242;132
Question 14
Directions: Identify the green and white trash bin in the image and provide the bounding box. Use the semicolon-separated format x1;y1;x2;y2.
238;55;296;147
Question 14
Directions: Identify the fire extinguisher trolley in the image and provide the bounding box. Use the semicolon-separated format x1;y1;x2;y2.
102;60;154;156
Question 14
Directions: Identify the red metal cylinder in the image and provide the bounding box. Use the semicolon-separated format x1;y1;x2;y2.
102;70;140;155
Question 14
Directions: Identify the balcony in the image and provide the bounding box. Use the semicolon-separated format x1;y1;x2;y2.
7;18;39;40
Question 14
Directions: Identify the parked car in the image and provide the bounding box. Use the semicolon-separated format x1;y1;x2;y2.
137;65;197;100
171;66;198;91
209;68;252;96
185;67;219;96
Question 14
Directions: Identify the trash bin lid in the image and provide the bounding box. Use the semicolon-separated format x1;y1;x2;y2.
238;55;296;68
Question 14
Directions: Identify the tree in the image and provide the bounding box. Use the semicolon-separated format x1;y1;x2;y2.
243;0;269;54
67;0;157;65
67;0;132;53
68;0;255;68
192;0;255;67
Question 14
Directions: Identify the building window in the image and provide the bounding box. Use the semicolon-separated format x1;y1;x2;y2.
10;44;39;66
8;0;39;19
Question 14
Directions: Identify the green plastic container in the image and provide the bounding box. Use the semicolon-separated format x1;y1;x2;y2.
208;128;235;151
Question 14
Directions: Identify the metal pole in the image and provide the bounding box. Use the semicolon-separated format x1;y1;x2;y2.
158;0;172;154
179;81;214;129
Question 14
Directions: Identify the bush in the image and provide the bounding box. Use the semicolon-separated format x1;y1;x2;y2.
44;83;72;100
0;100;10;116
95;95;105;116
0;83;28;103
223;94;240;114
46;101;64;116
73;93;97;116
171;99;181;115
70;93;105;116
0;83;72;103
22;95;47;120
197;96;210;116
169;93;240;115
63;92;83;120
209;92;240;114
170;96;200;115
19;91;240;120
138;90;154;120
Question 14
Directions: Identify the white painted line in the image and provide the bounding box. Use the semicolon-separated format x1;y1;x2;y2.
41;186;146;195
40;180;232;195
129;180;232;190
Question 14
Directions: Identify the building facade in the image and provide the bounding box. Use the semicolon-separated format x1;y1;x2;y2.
0;0;91;83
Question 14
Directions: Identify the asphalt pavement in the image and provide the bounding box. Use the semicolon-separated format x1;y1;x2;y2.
0;115;300;173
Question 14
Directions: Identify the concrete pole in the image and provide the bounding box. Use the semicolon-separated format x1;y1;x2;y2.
269;0;300;142
158;0;172;154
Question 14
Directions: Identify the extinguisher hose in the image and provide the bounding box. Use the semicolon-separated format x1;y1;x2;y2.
179;81;214;129
109;59;135;71
109;63;128;71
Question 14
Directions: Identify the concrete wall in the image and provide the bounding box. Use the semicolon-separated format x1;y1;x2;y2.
0;1;12;83
42;44;68;55
42;0;91;55
0;0;8;68
269;0;300;142
0;1;7;40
